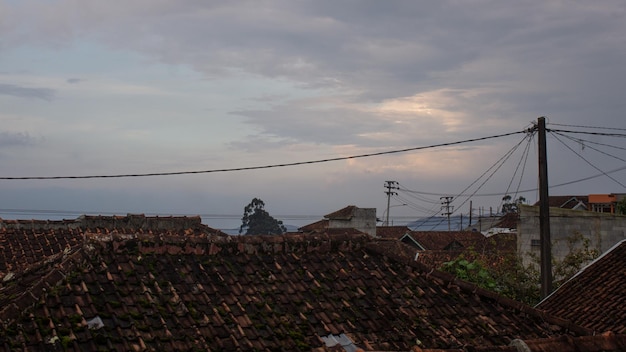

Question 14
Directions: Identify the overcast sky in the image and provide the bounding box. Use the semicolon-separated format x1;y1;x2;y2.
1;1;626;229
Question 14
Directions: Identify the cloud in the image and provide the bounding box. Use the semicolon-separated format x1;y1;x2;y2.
66;78;83;84
0;131;38;147
4;2;626;108
0;83;54;100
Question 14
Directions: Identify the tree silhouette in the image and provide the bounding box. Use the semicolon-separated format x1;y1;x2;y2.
501;195;526;214
239;198;287;235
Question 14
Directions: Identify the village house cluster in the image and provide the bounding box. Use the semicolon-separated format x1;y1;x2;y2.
0;198;624;351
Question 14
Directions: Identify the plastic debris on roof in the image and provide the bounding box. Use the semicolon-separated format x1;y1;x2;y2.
321;333;360;352
87;316;105;330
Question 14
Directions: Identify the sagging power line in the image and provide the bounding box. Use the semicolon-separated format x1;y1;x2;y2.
0;131;525;180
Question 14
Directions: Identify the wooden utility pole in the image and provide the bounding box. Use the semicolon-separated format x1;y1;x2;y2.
469;201;473;229
537;116;553;298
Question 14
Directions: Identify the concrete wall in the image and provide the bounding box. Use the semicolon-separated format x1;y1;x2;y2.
328;208;377;237
518;205;626;267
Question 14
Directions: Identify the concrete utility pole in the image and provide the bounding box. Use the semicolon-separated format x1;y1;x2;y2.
440;196;454;231
384;181;399;226
537;116;553;298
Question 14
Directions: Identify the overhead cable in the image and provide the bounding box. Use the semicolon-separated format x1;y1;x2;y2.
550;132;626;189
0;131;525;180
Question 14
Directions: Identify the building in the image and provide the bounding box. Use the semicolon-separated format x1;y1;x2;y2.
0;215;612;351
299;205;377;237
517;204;626;268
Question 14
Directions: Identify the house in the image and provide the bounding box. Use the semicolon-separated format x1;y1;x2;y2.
534;195;590;211
533;193;626;214
0;216;608;351
536;239;626;335
0;214;226;281
299;206;377;237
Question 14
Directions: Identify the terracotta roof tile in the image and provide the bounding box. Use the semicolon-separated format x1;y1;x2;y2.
0;226;596;351
376;226;412;239
537;240;626;334
324;205;358;220
299;219;329;232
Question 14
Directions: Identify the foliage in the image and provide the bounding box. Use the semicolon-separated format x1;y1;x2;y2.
441;232;599;305
239;198;287;235
617;198;626;215
552;232;599;287
441;257;497;290
501;195;527;214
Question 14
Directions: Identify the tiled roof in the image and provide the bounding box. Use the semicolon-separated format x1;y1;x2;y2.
492;213;518;230
0;229;592;351
0;226;83;281
532;195;589;209
408;231;486;251
376;226;411;239
536;240;626;334
299;219;329;232
0;215;226;281
324;205;357;220
416;332;626;352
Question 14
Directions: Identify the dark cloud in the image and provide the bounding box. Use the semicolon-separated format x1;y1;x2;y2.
66;78;83;84
0;83;54;101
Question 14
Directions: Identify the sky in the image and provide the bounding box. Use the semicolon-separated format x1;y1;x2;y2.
1;1;626;230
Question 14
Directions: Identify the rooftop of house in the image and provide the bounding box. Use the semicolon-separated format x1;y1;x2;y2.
0;224;594;351
536;239;626;335
532;195;589;209
414;332;626;352
376;226;412;239
324;205;359;220
0;215;226;281
298;219;330;232
491;213;518;230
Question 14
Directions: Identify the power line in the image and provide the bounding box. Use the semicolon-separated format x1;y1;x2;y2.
0;131;525;180
548;123;626;131
450;133;531;213
550;131;626;189
396;164;626;197
497;134;534;212
548;129;626;138
552;131;626;162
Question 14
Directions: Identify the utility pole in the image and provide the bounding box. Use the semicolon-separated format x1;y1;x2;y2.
384;181;399;226
469;200;473;228
440;196;453;231
536;116;553;298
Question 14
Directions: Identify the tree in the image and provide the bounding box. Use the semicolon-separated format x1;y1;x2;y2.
617;198;626;215
501;195;527;214
239;198;287;235
442;232;599;305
